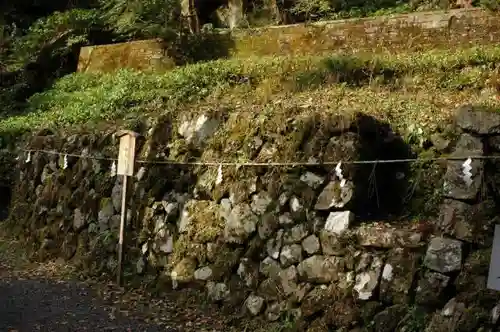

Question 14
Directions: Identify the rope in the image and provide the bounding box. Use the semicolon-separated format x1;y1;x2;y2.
7;148;500;167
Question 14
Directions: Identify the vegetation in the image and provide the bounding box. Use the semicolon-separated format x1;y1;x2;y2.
0;0;499;147
0;45;499;144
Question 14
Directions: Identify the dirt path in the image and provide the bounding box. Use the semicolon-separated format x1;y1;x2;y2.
0;233;263;332
0;277;172;331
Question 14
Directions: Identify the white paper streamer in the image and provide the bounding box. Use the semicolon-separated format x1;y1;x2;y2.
462;157;473;187
335;162;346;187
25;152;31;163
216;164;223;185
110;161;117;177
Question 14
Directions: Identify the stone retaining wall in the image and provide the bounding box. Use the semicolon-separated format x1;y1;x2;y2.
7;105;500;331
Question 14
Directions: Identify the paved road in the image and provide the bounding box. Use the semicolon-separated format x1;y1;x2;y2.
0;277;173;332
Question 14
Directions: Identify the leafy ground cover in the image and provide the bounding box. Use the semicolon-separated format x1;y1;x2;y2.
0;45;499;147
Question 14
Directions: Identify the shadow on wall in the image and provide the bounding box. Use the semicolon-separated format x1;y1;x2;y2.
139;110;416;225
170;31;236;64
0;186;12;221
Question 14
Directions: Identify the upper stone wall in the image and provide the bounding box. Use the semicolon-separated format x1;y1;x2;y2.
228;8;500;57
77;9;500;73
77;39;176;73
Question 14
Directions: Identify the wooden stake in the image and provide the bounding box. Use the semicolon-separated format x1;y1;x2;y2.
115;130;139;287
117;174;128;286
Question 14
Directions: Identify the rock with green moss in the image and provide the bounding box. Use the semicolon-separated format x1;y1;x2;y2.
455;104;500;135
425;298;488;332
260;257;281;279
438;199;496;244
278;265;299;296
283;224;309;244
237;258;260;288
415;271;449;306
380;248;421;305
178;200;224;243
97;198;114;231
301;284;346;317
372;304;407;332
172;257;197;283
324;297;361;329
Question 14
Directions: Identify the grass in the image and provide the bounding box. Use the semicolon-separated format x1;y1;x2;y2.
0;45;499;146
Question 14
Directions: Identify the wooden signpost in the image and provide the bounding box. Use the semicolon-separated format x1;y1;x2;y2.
115;130;139;286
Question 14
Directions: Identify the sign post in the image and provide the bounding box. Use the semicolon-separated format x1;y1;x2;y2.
115;130;139;286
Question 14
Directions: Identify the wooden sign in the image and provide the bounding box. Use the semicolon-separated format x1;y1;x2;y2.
115;130;139;286
116;130;138;176
487;225;500;291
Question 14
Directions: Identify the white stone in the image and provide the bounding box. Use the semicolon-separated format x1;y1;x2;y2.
353;255;383;300
289;196;303;213
279;244;302;267
302;235;320;255
278;193;289;207
382;264;393;281
178;114;220;146
278;213;294;225
324;211;354;235
441;298;464;317
178;209;191;233
194;266;213;281
245;295;265;316
300;172;325;189
251;192;273;215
